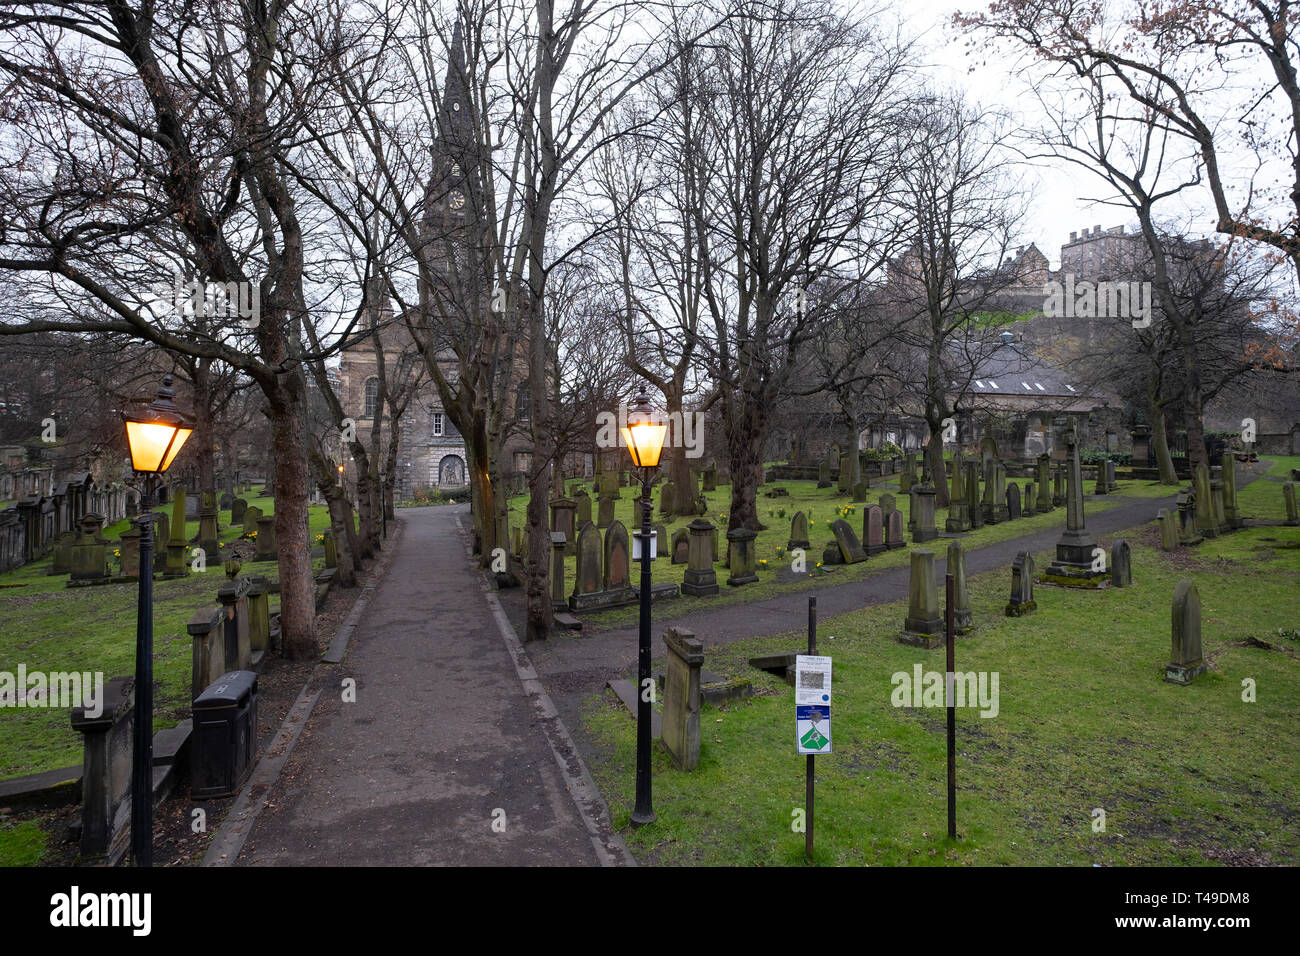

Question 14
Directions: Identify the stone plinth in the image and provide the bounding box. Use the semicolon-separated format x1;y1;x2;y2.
70;676;134;864
661;628;704;771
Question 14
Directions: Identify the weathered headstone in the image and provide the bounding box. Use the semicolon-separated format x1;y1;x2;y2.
1221;453;1241;529
982;460;1008;524
231;497;247;524
1006;482;1021;521
726;528;758;585
1210;468;1227;532
569;522;603;610
702;463;717;492
551;497;577;544
1284;482;1299;526
1165;579;1207;685
863;504;885;556
550;531;568;611
597;493;615;529
965;460;984;530
1193;464;1218;539
659;481;675;514
899;550;944;648
817;459;832;489
838;450;853;493
70;677;135;864
1176;492;1202;546
661;627;704;771
852;481;867;502
948;540;972;634
788;511;810;550
946;452;969;533
199;490;220;563
603;521;635;603
118;524;141;579
1005;551;1036;616
682;519;719;596
219;491;234;510
69;514;109;581
912;481;938;543
1157;508;1178;551
885;508;905;550
574;490;592;528
242;503;261;535
1110;538;1131;588
254;514;277;561
671;527;690;564
1036;454;1054;513
1043;432;1106;586
323;528;337;568
832;518;868;564
1052;465;1065;507
51;530;76;574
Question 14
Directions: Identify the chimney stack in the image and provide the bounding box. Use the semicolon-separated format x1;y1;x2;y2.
1070;231;1077;241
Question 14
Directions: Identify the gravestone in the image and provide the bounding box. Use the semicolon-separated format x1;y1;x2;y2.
1052;466;1065;507
243;503;261;536
247;576;271;655
550;531;568;611
788;511;810;550
219;492;234;510
946;452;969;532
323;529;337;569
569;522;604;611
51;530;76;575
863;505;885;556
597;493;615;529
550;497;577;545
965;460;984;530
603;521;635;604
711;525;719;563
1043;432;1106;586
671;527;690;564
653;522;669;561
1165;579;1207;685
70;677;135;864
1005;551;1036;616
659;481;675;514
512;526;525;558
726;528;759;585
574;491;593;528
682;519;719;596
1210;468;1227;532
911;481;938;543
1176;492;1203;546
832;518;867;564
886;509;905;550
185;493;199;520
661;627;704;771
254;514;277;561
817;459;832;489
1193;464;1218;539
1110;538;1131;588
852;481;867;503
69;514;109;581
948;540;972;633
1036;454;1054;513
899;466;913;493
118;524;141;579
172;487;188;539
702;463;717;492
165;494;189;578
981;460;1008;524
1220;453;1241;529
231;498;247;524
898;550;944;648
1284;482;1299;526
1157;508;1178;551
1006;482;1021;520
838;450;853;493
199;490;220;563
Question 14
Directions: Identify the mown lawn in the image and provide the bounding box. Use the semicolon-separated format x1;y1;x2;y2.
582;522;1300;866
0;496;334;781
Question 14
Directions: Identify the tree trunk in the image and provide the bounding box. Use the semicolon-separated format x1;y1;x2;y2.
310;449;356;588
1147;382;1179;484
724;400;767;533
268;381;317;659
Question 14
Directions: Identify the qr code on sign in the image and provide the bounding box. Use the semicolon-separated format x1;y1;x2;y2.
799;671;824;690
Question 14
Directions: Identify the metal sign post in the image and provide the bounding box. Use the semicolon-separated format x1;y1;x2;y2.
796;596;832;863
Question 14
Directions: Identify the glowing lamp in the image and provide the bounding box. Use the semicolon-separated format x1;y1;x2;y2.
123;375;194;474
620;389;667;468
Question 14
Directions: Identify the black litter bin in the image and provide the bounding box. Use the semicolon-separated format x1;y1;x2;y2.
191;670;258;799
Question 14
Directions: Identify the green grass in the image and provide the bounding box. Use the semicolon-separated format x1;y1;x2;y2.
514;477;1162;631
0;819;49;866
0;496;334;779
583;525;1300;866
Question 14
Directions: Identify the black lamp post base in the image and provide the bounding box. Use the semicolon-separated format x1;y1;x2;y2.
630;808;658;827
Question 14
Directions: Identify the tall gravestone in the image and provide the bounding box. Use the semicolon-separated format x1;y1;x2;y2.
603;521;635;604
965;460;984;530
231;497;248;525
1110;538;1132;588
254;514;277;561
1284;482;1299;526
1025;482;1037;515
726;528;758;586
911;481;938;543
1193;464;1218;539
1220;453;1241;529
653;522;669;561
863;504;885;556
199;490;220;564
982;461;1008;524
550;531;568;611
837;450;853;493
1165;579;1207;685
1005;551;1036;615
118;524;141;579
1006;482;1021;521
1052;466;1065;507
702;463;717;492
948;539;972;633
817;459;832;489
946;452;969;533
898;550;944;648
1157;508;1178;551
886;509;905;550
682;519;719;596
661;627;704;771
1036;454;1054;513
551;497;577;545
569;522;603;611
574;491;593;528
1176;492;1202;546
1210;467;1227;533
788;511;810;550
1043;432;1106;586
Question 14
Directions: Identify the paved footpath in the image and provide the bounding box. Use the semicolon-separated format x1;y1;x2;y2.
234;505;626;866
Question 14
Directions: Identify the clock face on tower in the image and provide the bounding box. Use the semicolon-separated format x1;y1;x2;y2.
449;190;466;211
